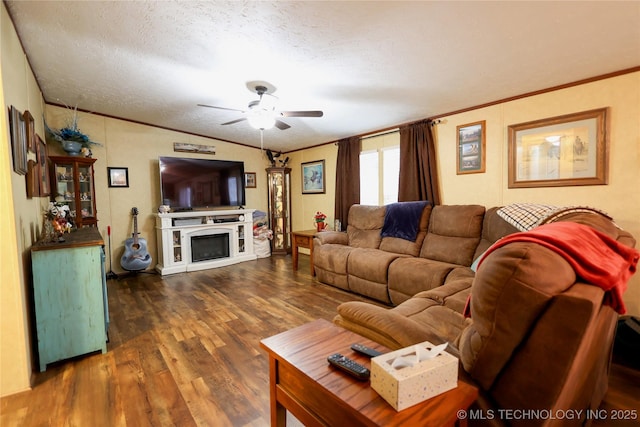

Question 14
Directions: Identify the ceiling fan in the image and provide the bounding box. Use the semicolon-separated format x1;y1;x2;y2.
198;81;323;130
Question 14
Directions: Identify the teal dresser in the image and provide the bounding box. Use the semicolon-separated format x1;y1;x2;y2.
31;228;109;371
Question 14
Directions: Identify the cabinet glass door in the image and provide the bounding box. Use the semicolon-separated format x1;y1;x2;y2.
77;163;94;220
238;225;245;253
50;156;98;228
172;230;182;262
267;167;291;254
55;161;76;211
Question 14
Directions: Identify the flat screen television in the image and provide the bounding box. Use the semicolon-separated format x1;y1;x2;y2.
159;156;245;210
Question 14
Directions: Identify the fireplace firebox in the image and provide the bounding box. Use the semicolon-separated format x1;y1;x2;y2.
191;232;230;262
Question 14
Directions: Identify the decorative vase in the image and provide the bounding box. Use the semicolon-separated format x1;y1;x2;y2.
316;222;325;232
61;140;82;156
41;219;58;243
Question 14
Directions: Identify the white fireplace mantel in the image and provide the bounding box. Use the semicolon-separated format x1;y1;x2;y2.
155;209;257;275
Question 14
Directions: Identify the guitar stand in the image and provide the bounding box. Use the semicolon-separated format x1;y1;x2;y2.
106;225;119;281
115;269;158;279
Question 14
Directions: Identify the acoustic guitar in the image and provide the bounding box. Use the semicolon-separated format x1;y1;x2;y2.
121;207;152;271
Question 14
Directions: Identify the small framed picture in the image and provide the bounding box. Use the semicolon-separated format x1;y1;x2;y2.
108;167;129;188
456;121;486;174
24;110;37;153
244;172;256;188
36;134;50;196
301;159;325;194
9;106;28;175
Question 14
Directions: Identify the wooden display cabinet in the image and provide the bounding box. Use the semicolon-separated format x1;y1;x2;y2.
49;156;98;228
266;167;291;254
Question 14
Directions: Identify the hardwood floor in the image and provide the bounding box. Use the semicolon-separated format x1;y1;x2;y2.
1;254;639;426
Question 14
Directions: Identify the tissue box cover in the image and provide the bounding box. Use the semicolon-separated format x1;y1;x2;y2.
370;341;458;411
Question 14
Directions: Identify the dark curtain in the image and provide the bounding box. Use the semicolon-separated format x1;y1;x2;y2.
398;120;441;205
334;136;361;229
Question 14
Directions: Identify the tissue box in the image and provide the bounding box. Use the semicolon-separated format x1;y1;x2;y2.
370;341;458;411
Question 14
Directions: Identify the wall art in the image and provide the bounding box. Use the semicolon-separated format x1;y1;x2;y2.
508;108;608;188
456;121;485;174
301;159;325;194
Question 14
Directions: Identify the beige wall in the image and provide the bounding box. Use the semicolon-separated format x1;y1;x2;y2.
289;144;338;232
1;3;46;396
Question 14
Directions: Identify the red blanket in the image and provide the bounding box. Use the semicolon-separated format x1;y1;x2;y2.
478;222;639;314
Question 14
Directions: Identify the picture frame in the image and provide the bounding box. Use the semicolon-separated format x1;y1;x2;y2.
244;172;256;188
508;108;608;188
107;167;129;188
301;159;325;194
173;142;216;155
26;160;39;198
9;106;28;175
35;134;50;196
456;121;486;174
24;110;37;153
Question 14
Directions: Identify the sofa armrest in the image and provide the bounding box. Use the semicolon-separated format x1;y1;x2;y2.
314;231;349;246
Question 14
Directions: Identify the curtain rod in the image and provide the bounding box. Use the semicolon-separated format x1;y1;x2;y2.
332;119;444;145
360;129;399;140
361;119;443;140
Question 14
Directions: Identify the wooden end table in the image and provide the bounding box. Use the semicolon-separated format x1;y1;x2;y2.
291;230;318;275
260;319;478;427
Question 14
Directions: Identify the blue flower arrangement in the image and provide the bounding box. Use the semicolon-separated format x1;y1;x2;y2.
44;105;101;150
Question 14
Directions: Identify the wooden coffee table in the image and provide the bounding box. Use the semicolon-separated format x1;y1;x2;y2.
260;319;478;427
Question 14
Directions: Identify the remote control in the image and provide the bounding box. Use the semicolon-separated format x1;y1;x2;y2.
327;353;371;381
351;343;383;358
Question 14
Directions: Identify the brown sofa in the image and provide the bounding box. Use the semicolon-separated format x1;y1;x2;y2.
314;203;509;306
316;203;638;426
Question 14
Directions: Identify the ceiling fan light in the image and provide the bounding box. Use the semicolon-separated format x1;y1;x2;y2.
248;110;275;130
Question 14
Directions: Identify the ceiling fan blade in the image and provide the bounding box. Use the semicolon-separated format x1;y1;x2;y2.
221;117;248;126
274;120;291;130
198;103;245;113
279;110;324;118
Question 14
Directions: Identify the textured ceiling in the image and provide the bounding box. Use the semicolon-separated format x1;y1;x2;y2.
5;1;640;152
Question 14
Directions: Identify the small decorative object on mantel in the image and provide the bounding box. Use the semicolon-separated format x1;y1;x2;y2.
314;211;327;232
44;105;101;157
173;142;216;155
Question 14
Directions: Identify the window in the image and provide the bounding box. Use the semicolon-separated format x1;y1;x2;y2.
360;150;379;205
359;146;399;205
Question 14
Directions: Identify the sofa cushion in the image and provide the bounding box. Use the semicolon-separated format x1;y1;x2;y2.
348;248;403;283
334;279;473;350
313;244;355;291
347;205;386;249
380;205;432;256
387;258;458;305
348;248;405;303
472;206;519;261
420;205;485;266
334;301;445;350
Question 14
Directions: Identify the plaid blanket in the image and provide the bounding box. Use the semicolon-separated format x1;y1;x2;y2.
497;203;612;232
